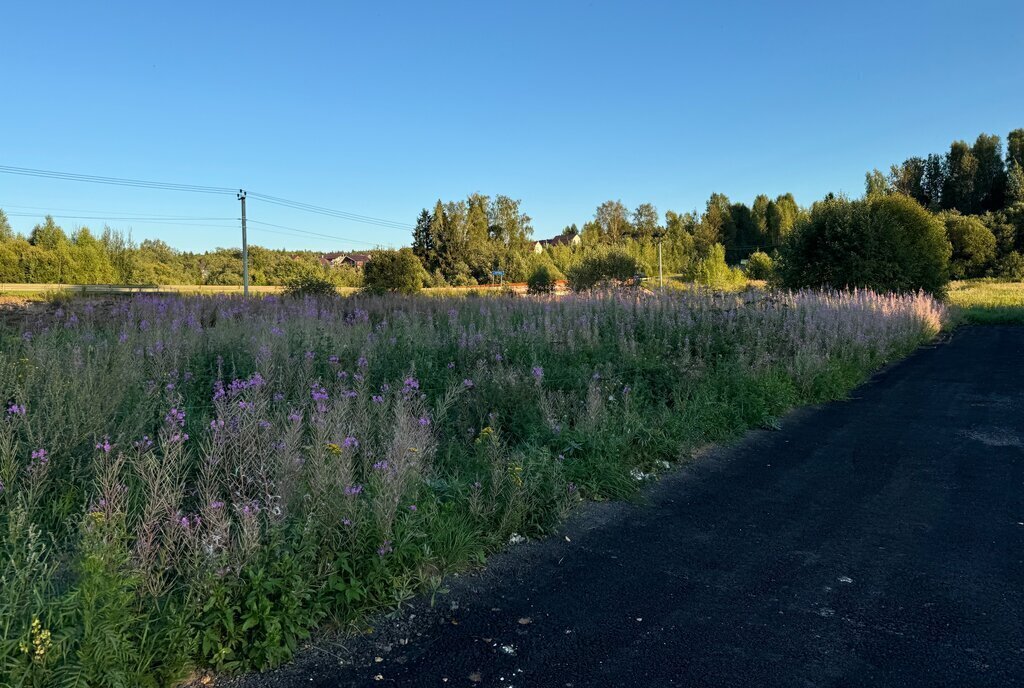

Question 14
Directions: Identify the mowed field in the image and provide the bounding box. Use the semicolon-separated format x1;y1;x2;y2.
947;279;1024;323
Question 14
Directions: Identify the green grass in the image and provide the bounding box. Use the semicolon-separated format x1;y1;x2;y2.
947;279;1024;324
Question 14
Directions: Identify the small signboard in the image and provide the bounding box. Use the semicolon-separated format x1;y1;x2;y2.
491;270;505;277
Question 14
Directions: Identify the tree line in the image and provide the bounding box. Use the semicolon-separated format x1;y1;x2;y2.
0;213;362;287
865;128;1024;279
2;126;1021;289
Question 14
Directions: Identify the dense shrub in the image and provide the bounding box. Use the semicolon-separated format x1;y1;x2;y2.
684;244;747;290
997;252;1024;281
362;248;424;294
941;212;997;279
777;194;951;295
744;250;774;280
527;265;557;294
566;248;641;292
282;272;338;298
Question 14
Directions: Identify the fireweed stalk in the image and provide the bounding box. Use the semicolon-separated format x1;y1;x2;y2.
0;288;945;683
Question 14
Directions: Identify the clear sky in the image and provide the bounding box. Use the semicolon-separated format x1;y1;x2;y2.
2;0;1022;252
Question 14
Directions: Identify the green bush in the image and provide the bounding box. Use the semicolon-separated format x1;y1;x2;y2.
942;212;996;279
362;248;423;295
282;272;338;298
744;250;774;280
566;248;641;292
777;194;951;295
527;265;557;294
686;244;747;289
997;251;1024;281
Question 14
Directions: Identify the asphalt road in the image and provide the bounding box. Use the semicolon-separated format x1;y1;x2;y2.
238;325;1024;687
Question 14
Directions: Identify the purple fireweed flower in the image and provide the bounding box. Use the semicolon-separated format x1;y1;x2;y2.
531;366;544;380
118;331;129;343
403;377;419;390
338;370;349;380
408;504;418;512
238;400;254;410
357;356;368;368
328;355;340;364
31;448;48;462
371;395;384;404
344;484;363;496
167;432;189;444
418;416;431;427
209;500;225;510
165;382;176;391
165;408;186;427
342;518;352;526
310;383;329;402
462;379;474;389
446;361;456;369
304;351;315;361
258;420;271;429
377;541;393;557
272;392;284;402
270;326;284;337
287;410;302;423
380;383;391;393
353;373;364;383
372;460;389;472
95;437;113;453
622;385;631;395
494;353;503;362
133;435;154;450
342;436;359;449
6;403;26;417
21;331;32;342
213;380;226;401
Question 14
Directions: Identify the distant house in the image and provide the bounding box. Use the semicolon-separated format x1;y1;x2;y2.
319;252;372;269
532;233;581;254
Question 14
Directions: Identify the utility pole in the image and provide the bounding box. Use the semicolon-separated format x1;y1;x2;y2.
658;238;664;290
238;189;249;297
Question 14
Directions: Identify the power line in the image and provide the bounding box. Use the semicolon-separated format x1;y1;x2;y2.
3;212;239;231
246;192;412;230
1;164;413;231
247;219;388;249
4;211;236;222
0;165;235;195
0;203;237;220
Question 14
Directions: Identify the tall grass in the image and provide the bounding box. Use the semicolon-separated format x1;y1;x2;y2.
0;288;944;684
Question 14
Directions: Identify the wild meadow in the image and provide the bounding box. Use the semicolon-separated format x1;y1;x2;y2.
0;289;945;686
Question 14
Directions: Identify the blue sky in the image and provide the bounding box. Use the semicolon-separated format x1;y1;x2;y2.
2;0;1022;252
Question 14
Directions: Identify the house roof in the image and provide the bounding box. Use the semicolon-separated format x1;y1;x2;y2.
535;234;579;247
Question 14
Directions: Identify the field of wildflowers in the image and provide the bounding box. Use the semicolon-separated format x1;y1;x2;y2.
0;288;945;685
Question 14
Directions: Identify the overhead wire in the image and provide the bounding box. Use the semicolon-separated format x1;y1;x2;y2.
0;164;412;231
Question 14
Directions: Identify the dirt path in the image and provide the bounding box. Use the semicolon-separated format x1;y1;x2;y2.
234;326;1024;687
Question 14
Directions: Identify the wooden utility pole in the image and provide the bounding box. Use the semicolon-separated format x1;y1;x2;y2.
238;189;249;296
